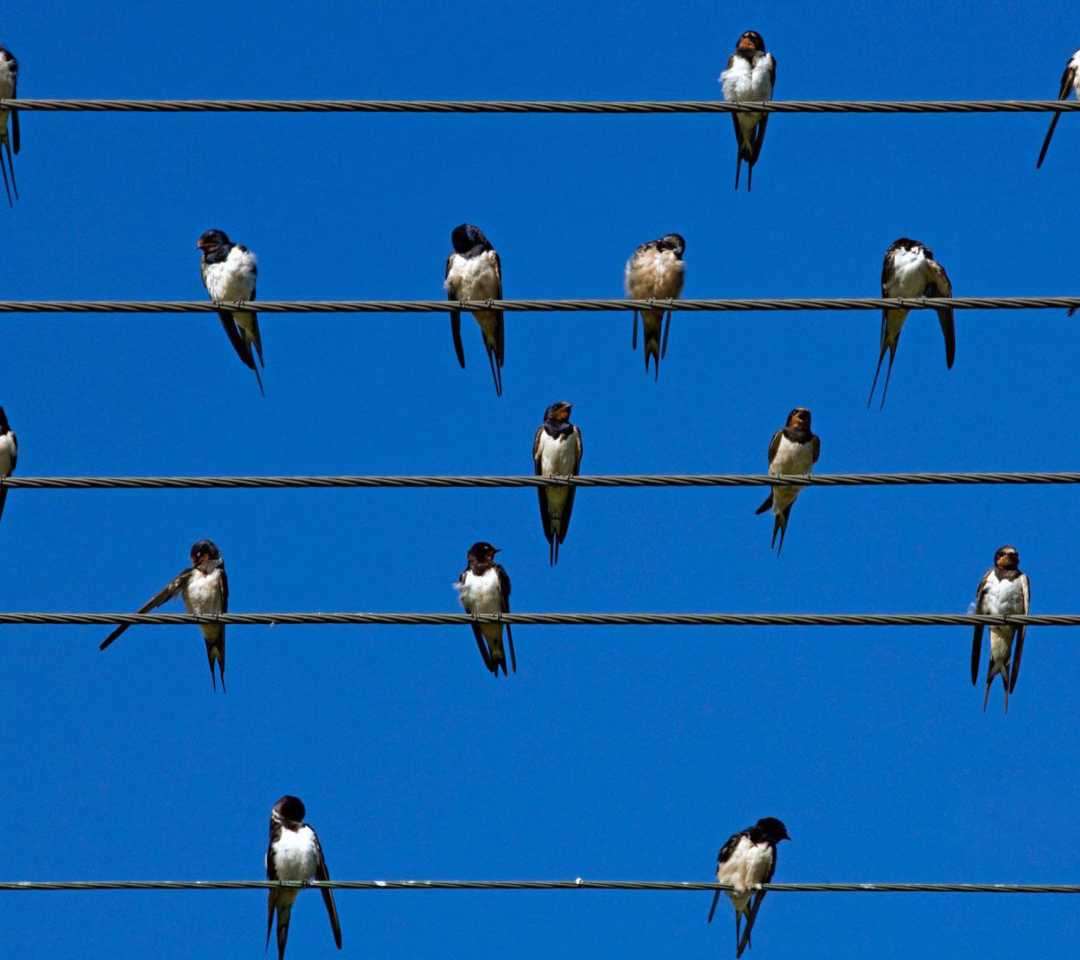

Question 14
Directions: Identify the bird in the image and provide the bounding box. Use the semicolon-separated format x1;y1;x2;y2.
0;405;17;533
265;795;342;960
868;238;955;410
454;541;515;676
1037;47;1080;169
971;545;1031;714
624;234;686;380
708;817;791;958
197;229;265;396
719;31;775;191
532;401;584;565
99;539;229;691
756;408;819;556
0;44;20;206
444;223;505;396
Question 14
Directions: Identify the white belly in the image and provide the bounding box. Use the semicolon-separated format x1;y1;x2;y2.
445;251;500;300
0;433;15;475
183;568;223;616
273;826;320;881
717;836;774;910
624;249;685;301
0;61;13;103
456;568;503;615
203;247;257;302
720;57;773;102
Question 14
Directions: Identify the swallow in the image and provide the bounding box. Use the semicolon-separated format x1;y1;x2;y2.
868;238;955;409
444;223;505;396
0;405;17;533
624;234;686;380
972;545;1031;714
99;539;228;691
532;401;584;565
454;541;515;676
708;817;790;958
0;45;20;207
1037;47;1080;169
755;408;820;556
719;31;775;191
265;795;342;960
197;229;265;396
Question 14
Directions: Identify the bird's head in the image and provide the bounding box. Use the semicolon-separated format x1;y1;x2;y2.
786;407;812;430
272;795;306;824
544;401;573;423
467;541;500;564
737;31;765;54
451;223;490;255
658;233;686;258
994;545;1020;570
756;817;791;843
189;539;222;567
196;229;231;256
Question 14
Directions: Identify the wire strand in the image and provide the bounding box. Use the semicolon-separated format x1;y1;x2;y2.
4;98;1080;114
0;296;1076;314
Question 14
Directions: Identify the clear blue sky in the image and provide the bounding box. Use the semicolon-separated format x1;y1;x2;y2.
2;2;1079;958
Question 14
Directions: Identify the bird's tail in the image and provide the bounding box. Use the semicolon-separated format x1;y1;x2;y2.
755;491;773;515
707;890;720;923
641;312;664;381
488;633;508;677
1037;112;1062;169
204;632;226;693
0;485;8;532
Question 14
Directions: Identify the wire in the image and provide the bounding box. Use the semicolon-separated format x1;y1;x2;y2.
0;296;1076;314
3;471;1080;490
4;98;1080;114
0;613;1071;627
0;879;1077;894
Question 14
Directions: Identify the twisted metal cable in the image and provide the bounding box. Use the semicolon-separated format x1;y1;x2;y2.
0;296;1076;314
3;471;1080;491
0;613;1073;627
0;878;1077;893
4;98;1080;114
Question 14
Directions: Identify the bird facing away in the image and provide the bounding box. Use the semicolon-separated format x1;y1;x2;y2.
708;817;791;958
756;408;820;556
1037;47;1080;168
99;539;229;691
532;401;584;565
972;545;1030;714
454;541;515;676
719;31;775;191
0;405;17;534
445;223;505;396
197;229;265;396
265;795;342;960
624;234;686;380
0;45;20;206
869;238;955;410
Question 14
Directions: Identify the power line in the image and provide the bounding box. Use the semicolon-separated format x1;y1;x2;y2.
4;98;1080;114
0;296;1076;314
3;471;1080;491
0;878;1077;894
0;613;1072;627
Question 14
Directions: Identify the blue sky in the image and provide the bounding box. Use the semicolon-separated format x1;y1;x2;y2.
2;1;1080;958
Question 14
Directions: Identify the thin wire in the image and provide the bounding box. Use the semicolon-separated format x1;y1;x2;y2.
0;613;1071;627
0;879;1077;894
4;98;1080;114
3;471;1080;490
0;296;1076;314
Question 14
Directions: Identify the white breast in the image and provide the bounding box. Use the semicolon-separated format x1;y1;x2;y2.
272;825;320;881
624;249;685;301
1071;50;1080;97
445;251;500;300
203;246;257;302
770;434;814;477
720;55;773;102
183;568;223;616
981;575;1027;617
0;432;15;476
884;247;931;298
0;59;14;102
717;835;774;908
537;431;577;477
455;568;503;615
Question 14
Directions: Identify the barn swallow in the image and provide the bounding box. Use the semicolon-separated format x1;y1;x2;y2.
444;223;505;396
0;45;20;206
1037;47;1080;168
0;405;17;533
532;401;584;565
719;31;775;191
708;817;790;958
265;795;342;960
99;539;228;691
971;545;1031;714
624;234;686;380
869;238;955;409
197;229;265;396
454;541;515;676
756;408;820;556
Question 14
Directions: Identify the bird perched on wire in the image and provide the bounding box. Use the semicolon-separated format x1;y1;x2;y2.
719;31;775;191
265;795;342;960
445;223;505;396
99;539;229;691
624;233;686;380
869;238;955;409
532;401;584;565
756;408;820;556
972;545;1030;714
197;229;265;396
0;405;16;534
454;541;515;676
1037;46;1080;169
0;44;20;206
708;817;791;958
